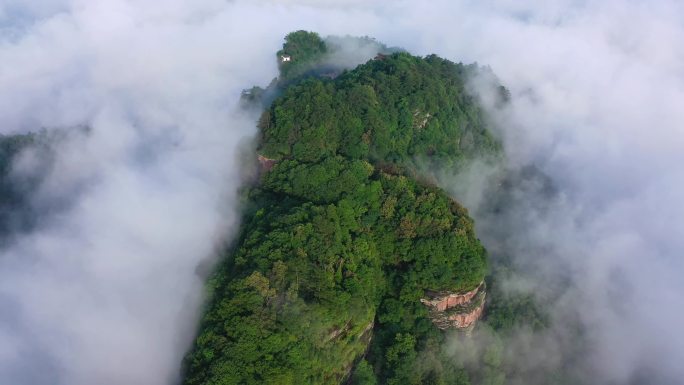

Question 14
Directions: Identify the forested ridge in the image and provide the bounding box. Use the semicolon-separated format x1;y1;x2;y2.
182;31;546;385
0;31;550;385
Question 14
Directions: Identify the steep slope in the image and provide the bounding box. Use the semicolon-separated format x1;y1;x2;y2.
182;32;503;385
0;133;44;241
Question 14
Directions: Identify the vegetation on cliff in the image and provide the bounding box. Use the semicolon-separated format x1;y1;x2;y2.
261;38;500;170
0;31;568;385
182;32;514;385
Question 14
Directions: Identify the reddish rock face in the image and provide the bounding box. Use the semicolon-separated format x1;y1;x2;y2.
257;154;277;172
420;281;485;330
446;303;484;329
421;283;482;312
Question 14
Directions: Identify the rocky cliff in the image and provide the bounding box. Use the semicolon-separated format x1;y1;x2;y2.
257;154;277;172
421;282;486;330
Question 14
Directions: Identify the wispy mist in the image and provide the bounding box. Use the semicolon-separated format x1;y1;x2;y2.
416;1;684;383
0;2;275;384
0;0;682;384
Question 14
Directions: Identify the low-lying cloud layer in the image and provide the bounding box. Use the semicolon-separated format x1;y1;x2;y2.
0;0;682;384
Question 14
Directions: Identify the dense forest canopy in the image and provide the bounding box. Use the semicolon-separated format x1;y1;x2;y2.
262;44;501;170
0;31;555;385
182;31;547;385
0;31;550;385
277;30;329;81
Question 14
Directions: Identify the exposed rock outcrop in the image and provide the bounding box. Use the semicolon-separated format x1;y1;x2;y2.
413;110;432;129
341;321;375;385
357;320;374;341
257;154;277;172
325;319;373;345
421;281;485;330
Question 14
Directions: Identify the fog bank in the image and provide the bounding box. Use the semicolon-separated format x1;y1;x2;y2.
0;1;683;384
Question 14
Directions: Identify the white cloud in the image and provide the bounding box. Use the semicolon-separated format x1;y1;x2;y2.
0;0;682;384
